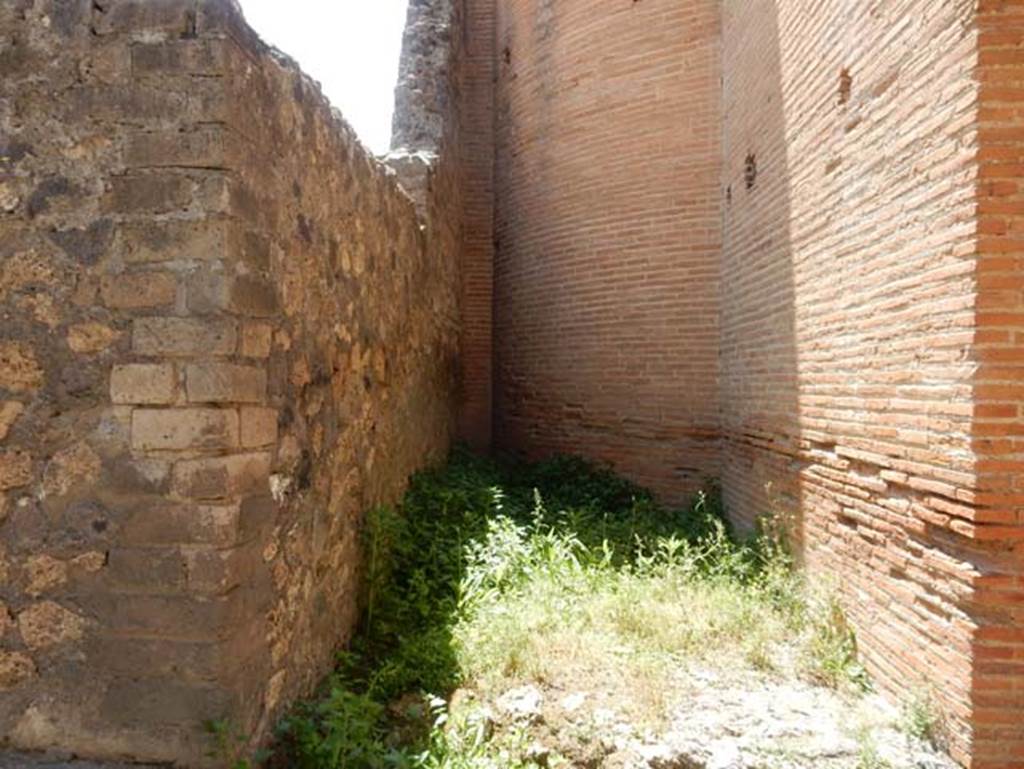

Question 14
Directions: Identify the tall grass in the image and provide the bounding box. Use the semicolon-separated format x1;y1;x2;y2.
267;449;865;768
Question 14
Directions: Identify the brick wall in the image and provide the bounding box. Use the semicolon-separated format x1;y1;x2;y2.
0;0;461;764
492;0;722;503
972;2;1024;765
721;1;1021;765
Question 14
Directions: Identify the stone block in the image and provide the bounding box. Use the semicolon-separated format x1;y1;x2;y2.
132;317;236;357
118;219;228;264
106;547;187;592
119;500;239;547
66;84;186;124
240;406;277;448
185;363;266;403
131;40;227;76
90;0;195;38
0;651;35;689
105;175;192;214
226;274;278;317
131;408;239;451
124;129;226;170
0;450;32;490
17;601;86;650
0;401;25;441
171;452;271;500
186;269;277;317
239;322;273;358
0;342;44;392
101;272;177;310
110;363;177;405
67;322;120;354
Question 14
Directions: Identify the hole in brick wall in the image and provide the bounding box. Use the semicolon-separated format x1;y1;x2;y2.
726;185;732;205
744;153;757;190
503;45;512;65
838;67;852;106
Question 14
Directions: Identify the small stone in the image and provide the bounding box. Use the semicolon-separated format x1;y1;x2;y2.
67;321;119;353
496;685;544;722
0;450;32;490
41;442;101;499
71;551;106;572
17;601;86;649
0;401;25;441
0;182;20;212
0;651;35;688
110;363;177;405
560;692;587;713
0;342;44;392
24;555;68;597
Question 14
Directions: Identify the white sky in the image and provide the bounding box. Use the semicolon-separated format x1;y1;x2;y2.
238;0;410;154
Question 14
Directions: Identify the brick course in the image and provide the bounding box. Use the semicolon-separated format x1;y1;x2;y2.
493;0;722;504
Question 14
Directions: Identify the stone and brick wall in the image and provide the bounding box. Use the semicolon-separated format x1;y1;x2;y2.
492;0;722;503
0;0;461;764
390;0;495;451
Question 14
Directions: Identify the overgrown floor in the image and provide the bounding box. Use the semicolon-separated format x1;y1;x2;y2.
254;450;955;769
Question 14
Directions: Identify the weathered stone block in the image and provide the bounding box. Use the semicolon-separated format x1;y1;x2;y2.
110;363;177;405
0;651;35;689
171;452;271;500
0;401;25;441
132;408;239;451
227;274;278;317
17;601;86;650
120;501;240;547
119;219;227;264
131;40;226;76
240;406;277;448
106;547;187;592
124;129;226;170
0;450;32;490
100;272;177;310
65;85;187;124
0;342;44;392
186;270;278;317
41;443;101;499
239;322;273;358
67;322;120;354
132;317;236;357
185;363;266;404
48;220;115;266
24;555;69;597
105;175;192;214
90;0;195;38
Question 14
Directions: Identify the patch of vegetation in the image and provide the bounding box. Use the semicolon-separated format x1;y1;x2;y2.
262;448;866;768
901;689;945;750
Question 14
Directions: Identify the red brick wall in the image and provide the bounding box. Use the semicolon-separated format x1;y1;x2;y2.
458;0;496;450
972;2;1024;765
492;0;722;503
721;1;1021;765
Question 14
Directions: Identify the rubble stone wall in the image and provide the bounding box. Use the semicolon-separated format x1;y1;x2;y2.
0;0;462;764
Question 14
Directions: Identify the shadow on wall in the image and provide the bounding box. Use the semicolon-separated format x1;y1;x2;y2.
719;0;802;545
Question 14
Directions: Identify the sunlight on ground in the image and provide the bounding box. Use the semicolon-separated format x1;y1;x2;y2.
238;0;409;154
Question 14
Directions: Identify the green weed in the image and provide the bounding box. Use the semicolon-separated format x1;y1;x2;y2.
267;448;867;768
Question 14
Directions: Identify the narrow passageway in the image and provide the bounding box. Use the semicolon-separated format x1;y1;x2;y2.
265;451;958;769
